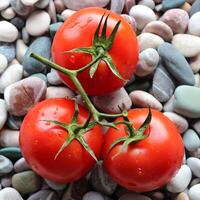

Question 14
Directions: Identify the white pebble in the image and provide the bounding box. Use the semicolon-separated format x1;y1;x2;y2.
61;9;76;21
47;69;63;85
26;10;51;36
0;54;8;74
1;7;15;20
138;0;155;9
166;164;192;193
0;0;10;11
188;12;200;36
0;129;19;147
83;191;104;200
187;157;200;178
0;99;7;130
16;39;28;63
0;187;23;200
0;21;18;42
21;0;40;6
188;184;200;200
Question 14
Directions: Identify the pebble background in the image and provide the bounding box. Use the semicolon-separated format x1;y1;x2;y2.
0;0;200;199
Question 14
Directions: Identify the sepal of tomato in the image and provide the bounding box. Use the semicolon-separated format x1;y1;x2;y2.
20;98;103;183
102;109;184;192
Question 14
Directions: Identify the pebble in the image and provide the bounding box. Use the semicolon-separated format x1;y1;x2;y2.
16;39;28;64
193;119;200;134
23;36;51;74
92;88;132;114
61;9;76;21
0;187;23;200
14;157;30;173
21;0;40;6
0;0;10;11
82;191;104;200
0;53;8;74
172;34;200;57
1;7;16;20
0;63;23;93
31;73;47;84
181;2;191;12
0;155;13;175
54;0;65;13
0;99;7;130
160;9;189;34
47;69;63;85
1;176;12;188
166;164;192;193
6;114;23;130
129;5;156;30
28;190;58;200
164;112;188;133
48;0;57;23
0;21;18;43
135;48;159;77
110;0;125;14
183;129;200;151
162;0;186;11
121;14;137;31
189;54;200;73
63;0;110;10
124;0;136;13
187;157;200;177
0;147;21;162
129;90;163;111
190;0;200;16
0;129;19;147
4;76;47;116
22;27;30;44
45;178;67;190
119;193;152;200
138;0;155;9
190;178;200;187
26;10;51;36
143;21;173;41
158;42;195;85
194;73;200;87
175;192;189;200
152;63;176;102
0;42;15;62
188;12;200;36
137;33;164;52
49;22;63;38
174;85;200;118
188;184;200;200
35;0;50;8
12;170;41;195
10;17;25;30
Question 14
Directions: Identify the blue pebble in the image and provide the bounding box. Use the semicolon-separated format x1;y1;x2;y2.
190;0;200;17
0;42;15;62
162;0;186;11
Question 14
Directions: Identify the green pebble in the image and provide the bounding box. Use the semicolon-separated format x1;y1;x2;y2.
162;0;186;11
174;85;200;118
0;147;22;162
49;22;63;38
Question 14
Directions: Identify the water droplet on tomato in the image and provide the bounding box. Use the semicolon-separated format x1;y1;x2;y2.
137;167;144;176
69;55;75;63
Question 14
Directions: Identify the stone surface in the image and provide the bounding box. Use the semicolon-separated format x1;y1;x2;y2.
187;157;200;177
0;155;13;175
0;99;7;130
6;114;23;130
49;22;63;38
27;190;59;200
47;69;63;85
188;184;200;200
16;39;28;64
1;176;12;188
54;0;65;13
162;0;186;11
0;0;10;11
110;0;125;14
1;7;16;20
10;17;25;30
190;0;200;16
0;42;15;62
138;0;155;9
121;14;136;31
0;147;21;161
189;54;200;73
45;178;67;190
82;191;104;200
193;119;200;135
35;0;50;8
0;187;23;200
119;193;152;200
14;157;30;173
4;77;47;116
21;0;40;6
188;12;200;36
0;129;19;147
0;53;8;74
61;9;76;21
175;192;189;200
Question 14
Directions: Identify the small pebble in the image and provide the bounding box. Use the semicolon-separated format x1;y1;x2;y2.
47;69;63;85
0;99;7;130
82;191;104;200
27;190;58;200
0;129;19;147
193;119;200;134
45;179;66;190
22;27;30;44
10;17;25;30
162;0;186;11
110;0;125;14
61;9;76;21
175;192;189;200
16;39;28;63
181;2;191;12
0;187;23;200
21;0;40;6
1;7;16;20
54;0;65;13
121;14;137;31
190;178;200;187
194;73;200;87
0;42;15;62
138;0;155;9
187;157;200;177
0;155;13;175
190;0;200;16
129;5;156;30
1;176;12;188
0;0;10;11
188;184;200;200
14;157;30;173
49;22;63;38
31;73;47;84
0;147;21;161
0;53;8;74
188;12;200;36
6;114;23;130
124;0;136;13
35;0;50;8
189;54;200;73
119;193;152;200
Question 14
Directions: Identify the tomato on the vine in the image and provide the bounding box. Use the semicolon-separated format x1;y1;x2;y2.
102;109;184;192
52;7;138;96
20;98;103;183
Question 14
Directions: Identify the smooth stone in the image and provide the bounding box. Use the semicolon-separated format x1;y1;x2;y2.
0;129;19;147
0;155;13;175
194;73;200;87
138;0;155;9
16;39;28;63
188;12;200;36
31;73;47;85
45;178;67;190
189;54;200;73
10;17;24;30
0;147;21;161
164;112;188;133
0;21;18;43
63;0;110;10
0;187;23;200
166;164;192;193
1;176;12;188
10;0;35;16
61;9;76;21
46;86;75;99
0;0;10;11
187;157;200;177
0;63;23;93
28;190;58;200
0;99;7;130
92;88;132;114
172;34;200;57
35;0;50;8
135;48;159;77
26;10;51;36
1;7;16;20
148;191;165;200
174;86;200;118
119;193;152;200
129;5;156;30
0;42;15;62
23;36;51;74
47;0;57;23
49;22;63;38
190;178;200;187
6;114;22;130
152;63;176;103
188;184;200;200
22;27;30;44
12;170;41;195
4;77;47;116
54;0;65;13
162;0;186;11
183;129;200;151
121;14;136;31
160;9;189;34
125;81;151;93
14;157;30;173
181;2;191;12
143;21;173;41
21;0;39;6
124;0;136;13
82;191;104;200
47;69;63;85
175;192;189;200
137;33;164;52
193;120;200;135
90;162;117;195
158;42;195;85
190;0;200;16
130;90;163;111
110;0;125;14
0;53;8;74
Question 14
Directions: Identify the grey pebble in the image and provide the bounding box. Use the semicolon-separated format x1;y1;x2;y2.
0;187;23;200
47;69;63;85
28;190;59;200
1;176;12;188
119;193;152;200
0;147;22;162
35;0;50;8
0;42;15;62
14;157;30;173
187;157;200;177
0;129;19;147
190;0;200;16
49;22;63;38
31;73;48;85
10;17;25;30
6;114;23;130
22;27;30;44
0;99;7;130
0;155;13;176
110;0;125;14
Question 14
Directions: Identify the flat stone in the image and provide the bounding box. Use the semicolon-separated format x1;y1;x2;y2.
16;39;28;64
4;76;47;116
174;85;200;118
172;34;200;57
0;129;19;147
143;21;173;41
110;0;125;14
0;42;16;62
162;0;186;11
1;7;16;20
14;157;30;173
158;42;195;85
190;0;200;16
0;147;21;162
0;187;23;200
23;36;51;74
160;9;189;34
187;157;200;177
0;0;10;11
0;155;13;175
0;99;7;130
188;184;200;200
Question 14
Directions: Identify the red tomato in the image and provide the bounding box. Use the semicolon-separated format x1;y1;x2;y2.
20;98;103;183
52;7;138;96
102;109;184;192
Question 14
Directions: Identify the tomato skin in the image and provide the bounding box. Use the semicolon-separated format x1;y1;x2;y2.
102;109;184;192
20;98;103;183
52;7;138;96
